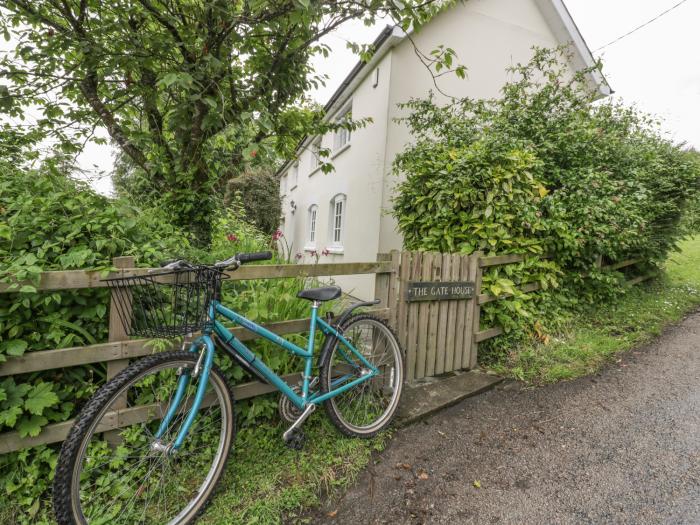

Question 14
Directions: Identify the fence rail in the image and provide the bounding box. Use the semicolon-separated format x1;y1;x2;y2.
0;259;393;453
0;261;392;294
473;253;650;343
0;251;652;453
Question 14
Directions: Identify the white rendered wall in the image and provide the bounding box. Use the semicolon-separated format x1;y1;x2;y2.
280;52;394;300
378;0;566;252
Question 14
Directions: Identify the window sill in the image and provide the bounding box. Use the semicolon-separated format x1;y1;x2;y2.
331;143;351;160
303;245;317;252
326;245;344;254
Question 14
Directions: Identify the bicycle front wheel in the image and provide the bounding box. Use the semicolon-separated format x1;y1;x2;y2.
53;350;235;525
320;314;403;438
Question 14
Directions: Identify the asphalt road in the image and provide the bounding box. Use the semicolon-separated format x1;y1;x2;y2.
306;310;700;524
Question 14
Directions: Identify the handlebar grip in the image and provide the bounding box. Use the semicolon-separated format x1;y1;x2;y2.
236;251;273;264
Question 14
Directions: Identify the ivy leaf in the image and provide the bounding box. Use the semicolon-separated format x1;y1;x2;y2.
24;383;59;416
17;415;49;438
1;339;28;357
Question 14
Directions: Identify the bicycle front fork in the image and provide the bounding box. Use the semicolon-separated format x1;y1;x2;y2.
153;336;216;452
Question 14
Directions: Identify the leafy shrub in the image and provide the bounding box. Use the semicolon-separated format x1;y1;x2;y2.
679;150;700;234
0;162;328;522
224;167;283;235
0;162;194;522
392;47;700;344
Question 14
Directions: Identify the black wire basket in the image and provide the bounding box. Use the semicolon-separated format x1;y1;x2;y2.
104;266;225;338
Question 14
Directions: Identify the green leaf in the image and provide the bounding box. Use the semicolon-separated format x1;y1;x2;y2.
19;285;37;294
17;415;49;438
158;72;179;87
0;406;23;428
24;383;59;415
2;339;28;357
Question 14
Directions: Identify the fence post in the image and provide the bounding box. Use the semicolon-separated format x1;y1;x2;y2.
387;251;400;330
469;252;484;370
105;256;134;444
375;253;391;307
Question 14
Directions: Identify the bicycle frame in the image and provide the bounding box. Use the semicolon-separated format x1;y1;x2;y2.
156;300;379;450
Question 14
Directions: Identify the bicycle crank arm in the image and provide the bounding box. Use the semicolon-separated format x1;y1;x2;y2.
283;403;316;442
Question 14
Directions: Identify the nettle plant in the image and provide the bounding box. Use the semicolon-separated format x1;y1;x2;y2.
393;47;700;343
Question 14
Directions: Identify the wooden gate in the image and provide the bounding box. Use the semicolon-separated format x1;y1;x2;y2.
385;251;482;382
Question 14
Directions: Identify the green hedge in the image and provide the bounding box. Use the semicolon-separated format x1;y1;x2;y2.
392;47;700;340
0;163;310;523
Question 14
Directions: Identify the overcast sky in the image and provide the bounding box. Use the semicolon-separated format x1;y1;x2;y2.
59;0;700;194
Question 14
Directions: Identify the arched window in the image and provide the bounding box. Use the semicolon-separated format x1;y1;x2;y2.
306;204;318;249
329;194;346;252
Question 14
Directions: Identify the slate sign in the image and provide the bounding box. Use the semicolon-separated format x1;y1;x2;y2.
406;281;475;302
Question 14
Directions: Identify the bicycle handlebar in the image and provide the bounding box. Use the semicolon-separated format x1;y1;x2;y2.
159;252;273;272
235;251;273;264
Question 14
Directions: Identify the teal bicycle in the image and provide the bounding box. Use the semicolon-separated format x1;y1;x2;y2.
53;252;403;524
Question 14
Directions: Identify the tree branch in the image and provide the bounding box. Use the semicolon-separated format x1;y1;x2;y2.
136;0;196;63
79;73;149;173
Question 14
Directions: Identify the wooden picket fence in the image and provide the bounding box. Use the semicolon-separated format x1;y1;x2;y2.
0;252;653;453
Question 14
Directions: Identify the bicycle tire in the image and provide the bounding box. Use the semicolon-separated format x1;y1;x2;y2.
319;314;403;438
53;350;235;525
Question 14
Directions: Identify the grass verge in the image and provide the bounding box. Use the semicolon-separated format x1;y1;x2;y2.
200;407;387;525
488;235;700;384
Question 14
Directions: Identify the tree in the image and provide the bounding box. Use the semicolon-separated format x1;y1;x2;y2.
0;0;461;245
224;167;282;235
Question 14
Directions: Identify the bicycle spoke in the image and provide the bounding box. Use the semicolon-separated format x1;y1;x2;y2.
327;318;402;433
68;356;231;525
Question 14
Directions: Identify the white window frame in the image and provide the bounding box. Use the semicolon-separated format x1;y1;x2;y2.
305;204;318;250
290;162;299;190
333;104;352;152
309;137;322;173
328;194;346;253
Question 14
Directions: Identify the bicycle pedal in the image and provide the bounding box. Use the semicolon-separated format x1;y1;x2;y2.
283;428;305;451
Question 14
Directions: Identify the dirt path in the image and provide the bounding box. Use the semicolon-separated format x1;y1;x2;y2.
305;311;700;524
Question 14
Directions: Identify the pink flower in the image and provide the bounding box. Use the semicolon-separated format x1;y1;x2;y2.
227;233;238;242
295;253;302;260
310;250;317;257
321;248;330;256
272;229;283;241
250;150;257;158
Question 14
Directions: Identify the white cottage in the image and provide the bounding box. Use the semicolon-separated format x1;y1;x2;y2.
277;0;609;300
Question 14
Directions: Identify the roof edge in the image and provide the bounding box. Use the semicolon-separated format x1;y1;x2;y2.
535;0;612;98
277;25;405;177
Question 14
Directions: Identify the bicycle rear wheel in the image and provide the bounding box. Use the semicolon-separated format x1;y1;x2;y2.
53;350;234;525
319;314;403;438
